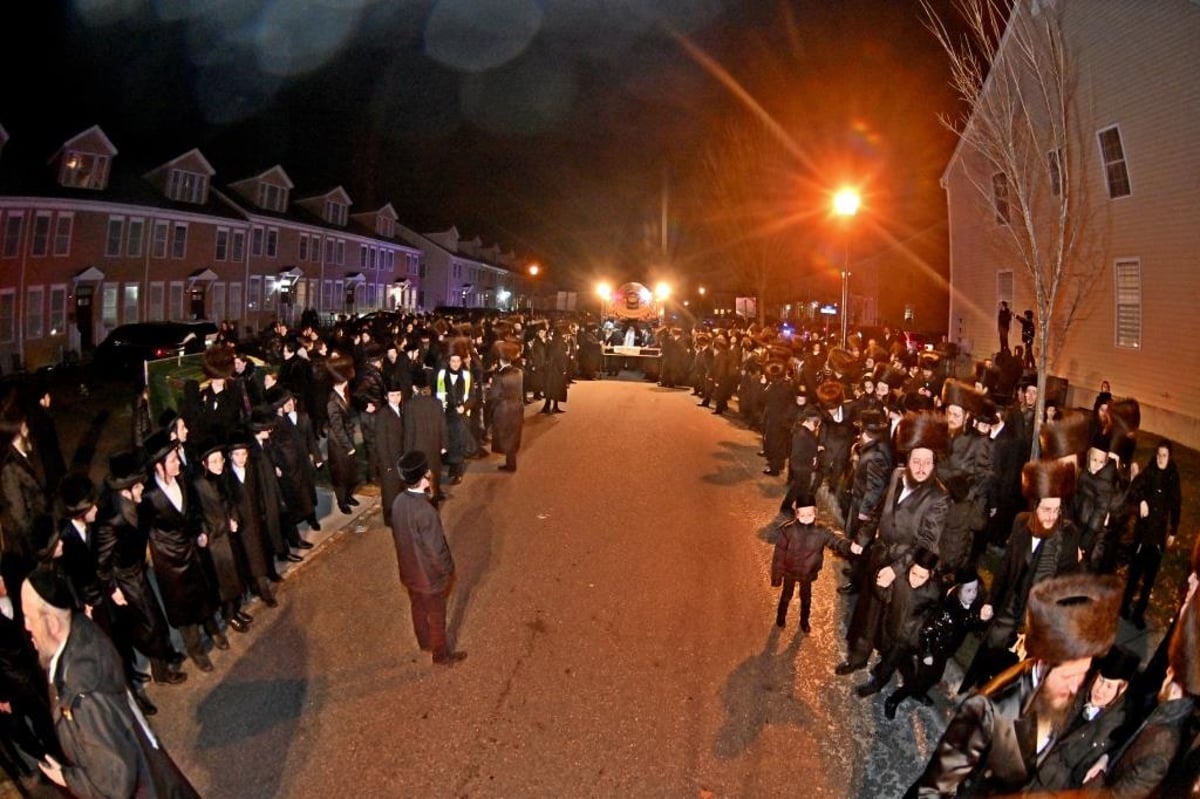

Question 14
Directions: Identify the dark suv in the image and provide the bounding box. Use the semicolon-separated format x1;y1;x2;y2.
93;321;217;376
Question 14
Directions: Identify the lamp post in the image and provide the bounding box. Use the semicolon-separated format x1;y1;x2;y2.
832;188;860;348
527;263;540;312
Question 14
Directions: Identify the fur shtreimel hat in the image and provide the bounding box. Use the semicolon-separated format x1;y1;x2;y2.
895;411;949;455
826;348;860;377
918;351;940;370
874;364;908;393
59;474;96;518
1168;596;1200;696
767;345;792;363
1107;397;1141;452
202;346;235;380
1022;459;1077;502
901;391;935;413
1023;574;1121;664
496;339;522;364
764;361;786;380
106;451;146;491
816;380;845;409
322;353;356;385
398;450;429;486
449;337;473;361
362;341;385;361
940;379;984;416
1039;411;1091;461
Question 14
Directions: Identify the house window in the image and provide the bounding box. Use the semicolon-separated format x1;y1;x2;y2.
336;240;345;265
1097;126;1131;198
266;227;279;258
322;280;334;310
1114;259;1141;349
324;238;334;263
251;226;264;257
359;244;368;269
25;286;43;339
247;276;262;311
49;286;66;335
231;229;246;262
299;234;309;262
105;217;125;257
31;213;51;256
152;221;169;258
169;282;185;321
211;282;226;321
102;284;119;329
263;276;277;311
126;218;144;257
215;228;229;261
51;214;73;257
228;282;243;320
123;284;140;323
2;213;22;258
1047;149;1063;197
149;282;165;320
368;247;377;270
311;237;321;262
325;200;347;226
60;152;109;189
0;291;14;344
257;183;286;212
997;270;1014;306
992;173;1010;224
167;169;208;204
171;223;188;259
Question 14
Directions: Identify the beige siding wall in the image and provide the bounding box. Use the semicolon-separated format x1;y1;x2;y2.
946;1;1200;449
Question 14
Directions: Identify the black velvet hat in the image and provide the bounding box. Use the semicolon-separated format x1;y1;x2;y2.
399;450;429;486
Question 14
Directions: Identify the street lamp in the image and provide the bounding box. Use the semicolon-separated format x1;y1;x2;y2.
832;188;860;347
527;263;540;312
596;281;611;316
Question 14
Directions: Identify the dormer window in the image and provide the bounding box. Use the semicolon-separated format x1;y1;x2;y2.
60;151;110;190
166;169;208;204
257;183;287;212
376;217;394;238
325;200;347;227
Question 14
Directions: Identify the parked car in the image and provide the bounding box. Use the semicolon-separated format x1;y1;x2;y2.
93;321;218;377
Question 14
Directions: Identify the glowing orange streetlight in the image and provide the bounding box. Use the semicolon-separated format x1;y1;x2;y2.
832;188;860;347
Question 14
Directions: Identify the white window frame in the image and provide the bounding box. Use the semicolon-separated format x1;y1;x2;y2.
248;276;262;312
266;227;279;258
2;213;23;258
252;225;264;257
105;216;125;257
1097;125;1132;199
171;222;188;259
324;238;334;263
59;151;109;189
299;233;309;262
25;286;44;339
149;282;165;321
168;281;185;321
51;213;73;258
228;282;243;320
152;220;169;259
30;212;52;257
215;228;229;261
49;285;67;336
336;240;345;265
125;217;144;258
211;282;226;321
231;229;246;262
359;244;368;269
123;284;140;324
167;169;208;204
101;283;120;329
1113;259;1141;349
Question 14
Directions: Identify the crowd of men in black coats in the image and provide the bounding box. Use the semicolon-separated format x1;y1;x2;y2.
667;320;1194;796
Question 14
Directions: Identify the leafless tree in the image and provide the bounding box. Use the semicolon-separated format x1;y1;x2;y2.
922;0;1101;452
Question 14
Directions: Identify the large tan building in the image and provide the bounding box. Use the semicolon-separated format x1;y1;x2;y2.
943;1;1200;448
0;124;430;370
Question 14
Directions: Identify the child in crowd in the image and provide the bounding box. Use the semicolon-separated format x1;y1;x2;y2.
771;494;862;633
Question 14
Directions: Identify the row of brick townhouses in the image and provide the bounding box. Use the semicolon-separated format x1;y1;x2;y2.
0;123;522;371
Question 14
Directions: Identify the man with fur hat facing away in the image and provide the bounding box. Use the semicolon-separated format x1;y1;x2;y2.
838;412;950;676
937;380;994;521
389;451;466;666
488;340;525;474
815;378;855;500
960;459;1083;693
195;345;246;444
760;361;796;476
323;353;363;515
906;573;1121;797
838;409;894;596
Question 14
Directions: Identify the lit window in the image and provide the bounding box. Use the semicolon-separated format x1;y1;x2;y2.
60;152;108;189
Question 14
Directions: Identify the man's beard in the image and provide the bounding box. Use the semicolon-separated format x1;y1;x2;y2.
1031;515;1058;539
1031;682;1075;737
948;422;964;437
905;468;932;488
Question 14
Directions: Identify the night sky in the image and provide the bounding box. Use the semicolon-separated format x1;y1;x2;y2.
3;0;962;329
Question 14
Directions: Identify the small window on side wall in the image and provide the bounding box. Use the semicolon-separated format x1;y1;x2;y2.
1114;259;1141;349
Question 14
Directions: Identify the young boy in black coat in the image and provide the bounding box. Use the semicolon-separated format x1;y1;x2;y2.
771;494;862;633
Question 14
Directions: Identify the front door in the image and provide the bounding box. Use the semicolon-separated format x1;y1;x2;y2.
75;286;94;350
190;286;206;320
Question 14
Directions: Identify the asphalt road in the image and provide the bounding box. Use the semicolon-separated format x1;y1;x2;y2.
145;377;958;798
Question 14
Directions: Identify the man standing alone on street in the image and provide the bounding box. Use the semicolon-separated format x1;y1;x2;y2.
389;451;466;666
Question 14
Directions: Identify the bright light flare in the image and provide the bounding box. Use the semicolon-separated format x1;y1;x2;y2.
596;281;611;300
528;263;540;277
654;282;671;300
833;188;860;217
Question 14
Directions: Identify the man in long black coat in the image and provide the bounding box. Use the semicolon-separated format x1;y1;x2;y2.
265;387;321;532
250;408;306;562
489;342;524;473
389;452;465;666
375;374;406;526
21;569;199;798
840;411;894;594
0;397;47;623
839;412;949;675
403;372;447;501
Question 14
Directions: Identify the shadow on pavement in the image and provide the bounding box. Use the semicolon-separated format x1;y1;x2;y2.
713;626;811;760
